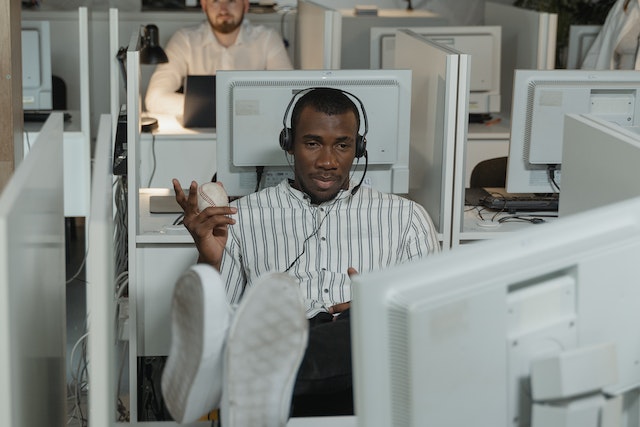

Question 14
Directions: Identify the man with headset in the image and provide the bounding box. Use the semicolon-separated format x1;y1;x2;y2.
145;0;292;116
164;88;439;426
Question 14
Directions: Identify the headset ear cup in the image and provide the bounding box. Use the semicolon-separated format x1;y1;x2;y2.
279;128;292;151
356;135;366;158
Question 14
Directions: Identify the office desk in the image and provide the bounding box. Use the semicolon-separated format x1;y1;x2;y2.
134;114;216;332
451;115;557;246
459;206;558;243
23;110;90;217
139;114;217;188
134;189;197;356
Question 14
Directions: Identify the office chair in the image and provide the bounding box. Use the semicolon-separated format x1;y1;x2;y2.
469;156;507;188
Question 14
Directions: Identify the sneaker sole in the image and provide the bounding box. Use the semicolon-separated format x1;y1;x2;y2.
222;272;309;427
162;264;231;423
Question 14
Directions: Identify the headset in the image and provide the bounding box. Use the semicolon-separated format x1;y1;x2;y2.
278;87;369;159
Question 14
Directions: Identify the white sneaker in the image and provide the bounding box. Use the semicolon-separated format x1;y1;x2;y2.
221;272;309;427
161;264;232;424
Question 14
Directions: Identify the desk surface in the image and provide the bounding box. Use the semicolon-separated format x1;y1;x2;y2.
137;189;193;243
467;115;511;140
460;204;558;241
148;113;216;138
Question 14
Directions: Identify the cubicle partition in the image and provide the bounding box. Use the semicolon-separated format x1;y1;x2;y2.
485;1;557;117
0;114;66;427
395;29;470;250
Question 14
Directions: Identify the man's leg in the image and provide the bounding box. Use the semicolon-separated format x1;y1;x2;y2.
291;310;354;416
222;272;308;427
161;264;232;424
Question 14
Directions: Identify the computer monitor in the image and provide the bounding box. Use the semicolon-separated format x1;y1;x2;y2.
484;2;557;116
87;114;118;427
0;113;65;425
506;69;640;194
394;29;469;249
566;25;602;69
559;114;640;217
370;25;500;114
21;20;53;111
215;69;412;198
352;194;640;427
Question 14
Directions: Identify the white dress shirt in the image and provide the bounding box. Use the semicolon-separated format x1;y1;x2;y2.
145;20;293;116
581;0;640;70
219;180;441;318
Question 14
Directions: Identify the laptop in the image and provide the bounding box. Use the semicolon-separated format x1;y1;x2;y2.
180;75;216;128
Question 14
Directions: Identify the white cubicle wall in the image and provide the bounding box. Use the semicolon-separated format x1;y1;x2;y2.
559;114;640;217
125;31;143;424
0;114;66;427
296;0;341;69
395;29;470;249
87;114;118;427
296;1;447;70
484;1;557;116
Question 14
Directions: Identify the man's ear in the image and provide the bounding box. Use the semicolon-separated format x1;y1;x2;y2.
243;0;250;13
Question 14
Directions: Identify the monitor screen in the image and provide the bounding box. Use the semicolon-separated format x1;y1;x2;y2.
559;114;640;217
352;194;640;427
394;29;469;248
215;69;412;198
506;69;640;194
0;114;65;425
566;25;602;70
370;25;501;114
21;20;53;111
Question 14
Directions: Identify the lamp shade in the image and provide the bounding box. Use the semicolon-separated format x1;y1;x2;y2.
140;24;168;65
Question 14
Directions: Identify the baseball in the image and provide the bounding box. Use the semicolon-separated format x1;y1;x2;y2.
197;182;229;211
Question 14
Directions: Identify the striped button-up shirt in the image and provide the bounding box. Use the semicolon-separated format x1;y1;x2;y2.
220;180;440;317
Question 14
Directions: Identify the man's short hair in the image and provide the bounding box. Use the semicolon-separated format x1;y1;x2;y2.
290;87;360;138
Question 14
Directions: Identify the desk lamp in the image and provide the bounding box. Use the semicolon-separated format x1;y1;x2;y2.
116;24;168;132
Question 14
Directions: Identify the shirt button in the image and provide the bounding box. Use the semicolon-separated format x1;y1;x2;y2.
323;289;329;293
321;267;327;271
321;237;326;241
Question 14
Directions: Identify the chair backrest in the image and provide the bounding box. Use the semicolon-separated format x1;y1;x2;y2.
469;156;507;188
52;75;67;110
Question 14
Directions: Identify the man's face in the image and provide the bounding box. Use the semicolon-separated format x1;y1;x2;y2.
289;106;358;205
201;0;248;35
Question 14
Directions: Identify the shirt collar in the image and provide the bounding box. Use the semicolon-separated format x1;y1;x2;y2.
200;19;250;47
282;180;356;206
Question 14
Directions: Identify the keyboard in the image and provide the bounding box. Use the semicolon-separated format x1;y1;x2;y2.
24;111;72;122
466;187;559;213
